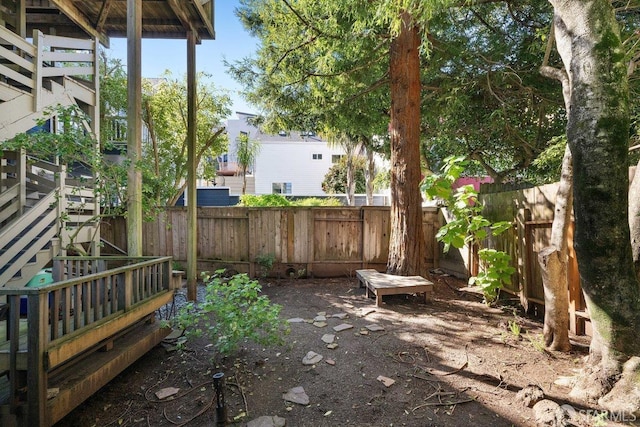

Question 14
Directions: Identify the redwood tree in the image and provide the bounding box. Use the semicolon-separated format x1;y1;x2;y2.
387;12;425;276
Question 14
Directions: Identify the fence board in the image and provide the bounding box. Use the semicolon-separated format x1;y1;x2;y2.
102;206;439;278
480;182;586;335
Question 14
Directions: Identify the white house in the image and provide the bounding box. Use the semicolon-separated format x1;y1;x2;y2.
223;112;346;197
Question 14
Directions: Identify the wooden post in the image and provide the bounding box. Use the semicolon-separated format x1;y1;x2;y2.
16;0;26;38
27;293;48;427
17;149;26;215
33;30;43;113
126;0;143;257
91;36;101;256
516;208;530;311
186;31;198;300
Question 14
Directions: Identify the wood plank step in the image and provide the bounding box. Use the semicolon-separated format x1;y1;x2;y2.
46;321;171;425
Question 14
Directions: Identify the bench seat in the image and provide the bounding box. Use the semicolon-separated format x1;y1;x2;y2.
356;269;433;307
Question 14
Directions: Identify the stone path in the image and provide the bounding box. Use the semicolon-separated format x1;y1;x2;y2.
246;309;388;426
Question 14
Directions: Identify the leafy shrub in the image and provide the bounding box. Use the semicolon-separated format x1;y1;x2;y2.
172;271;289;357
422;156;514;304
239;194;343;207
293;197;342;206
255;253;275;277
239;194;291;207
469;249;516;304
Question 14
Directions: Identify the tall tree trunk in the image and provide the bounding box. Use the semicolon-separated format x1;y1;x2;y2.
365;145;375;206
549;0;640;412
346;153;355;206
537;26;573;352
387;12;425;277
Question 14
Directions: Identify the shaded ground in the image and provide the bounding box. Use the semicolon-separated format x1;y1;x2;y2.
56;274;628;426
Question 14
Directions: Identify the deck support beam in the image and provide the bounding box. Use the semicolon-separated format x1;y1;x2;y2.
126;0;143;257
186;30;198;300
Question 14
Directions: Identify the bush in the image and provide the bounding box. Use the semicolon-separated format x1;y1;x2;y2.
172;271;289;357
239;194;343;207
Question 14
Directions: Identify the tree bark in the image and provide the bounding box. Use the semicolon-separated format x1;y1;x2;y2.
346;152;355;206
387;12;426;277
549;0;640;412
629;159;640;279
365;144;375;206
536;24;573;352
538;146;572;352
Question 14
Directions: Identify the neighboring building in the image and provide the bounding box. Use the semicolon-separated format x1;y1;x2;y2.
224;112;347;197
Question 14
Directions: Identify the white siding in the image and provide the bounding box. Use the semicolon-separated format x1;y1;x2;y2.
254;140;344;196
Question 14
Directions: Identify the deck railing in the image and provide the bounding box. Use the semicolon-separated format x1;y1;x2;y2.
0;256;173;426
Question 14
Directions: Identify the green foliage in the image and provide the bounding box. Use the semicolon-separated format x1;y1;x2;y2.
238;194;342;207
255;253;275;277
293;197;342;206
3;104;96;164
508;319;521;338
172;271;289;357
236;133;261;194
423;156;514;304
100;53;232;208
322;156;367;194
528;136;567;184
239;194;291;207
142;71;231;206
469;249;516;304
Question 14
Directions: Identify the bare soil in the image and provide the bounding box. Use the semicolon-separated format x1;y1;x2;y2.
55;274;625;427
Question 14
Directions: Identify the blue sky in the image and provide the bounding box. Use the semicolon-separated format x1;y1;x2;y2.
107;1;257;118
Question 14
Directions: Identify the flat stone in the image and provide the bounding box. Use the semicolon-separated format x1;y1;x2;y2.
325;358;336;366
377;375;395;387
304;319;314;324
359;329;369;335
314;315;327;322
321;334;335;344
302;351;323;365
165;329;185;340
313;321;328;328
317;311;326;316
533;399;567;427
287;317;305;323
331;313;348;319
326;343;339;349
283;386;310;405
365;324;385;332
155;387;180;400
247;415;286;427
333;323;354;332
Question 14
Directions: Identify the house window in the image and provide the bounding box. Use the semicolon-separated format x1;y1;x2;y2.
312;153;322;160
332;154;344;163
272;182;292;194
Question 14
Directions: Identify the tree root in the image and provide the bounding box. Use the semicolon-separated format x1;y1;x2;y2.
571;356;640;417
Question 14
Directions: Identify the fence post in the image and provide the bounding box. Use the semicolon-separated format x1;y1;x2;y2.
516;208;531;311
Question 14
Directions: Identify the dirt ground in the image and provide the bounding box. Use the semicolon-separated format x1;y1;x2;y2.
55;274;633;427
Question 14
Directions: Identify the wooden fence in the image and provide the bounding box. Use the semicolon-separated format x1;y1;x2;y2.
479;183;588;335
101;206;440;278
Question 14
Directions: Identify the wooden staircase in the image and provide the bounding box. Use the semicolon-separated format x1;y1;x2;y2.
0;26;100;289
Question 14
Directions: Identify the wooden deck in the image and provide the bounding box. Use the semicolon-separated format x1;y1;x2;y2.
356;269;433;307
0;256;175;427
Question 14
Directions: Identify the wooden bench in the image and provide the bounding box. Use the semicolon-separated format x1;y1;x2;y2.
356;269;433;307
